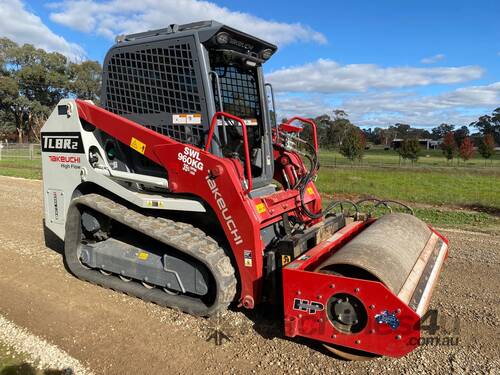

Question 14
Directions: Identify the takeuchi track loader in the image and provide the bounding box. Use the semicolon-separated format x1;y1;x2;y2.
41;21;448;360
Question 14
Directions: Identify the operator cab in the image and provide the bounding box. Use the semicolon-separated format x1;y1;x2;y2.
100;21;277;192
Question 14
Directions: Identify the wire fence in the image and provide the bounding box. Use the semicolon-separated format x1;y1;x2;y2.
0;143;41;160
0;143;498;220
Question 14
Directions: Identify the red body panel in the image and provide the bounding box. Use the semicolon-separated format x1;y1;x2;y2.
282;221;448;358
75;99;323;308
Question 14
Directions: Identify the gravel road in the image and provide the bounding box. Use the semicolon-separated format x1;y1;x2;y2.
0;176;498;374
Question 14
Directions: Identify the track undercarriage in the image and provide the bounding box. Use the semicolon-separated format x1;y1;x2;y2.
65;194;236;316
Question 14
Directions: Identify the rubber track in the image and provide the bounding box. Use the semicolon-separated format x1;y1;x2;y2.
64;193;237;316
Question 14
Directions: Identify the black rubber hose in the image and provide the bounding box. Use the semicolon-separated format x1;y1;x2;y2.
298;140;323;219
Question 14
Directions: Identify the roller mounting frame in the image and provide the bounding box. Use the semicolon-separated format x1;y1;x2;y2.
282;219;449;358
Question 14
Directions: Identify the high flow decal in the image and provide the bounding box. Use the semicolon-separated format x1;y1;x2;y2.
206;175;243;245
179;146;204;175
293;298;324;314
41;132;83;153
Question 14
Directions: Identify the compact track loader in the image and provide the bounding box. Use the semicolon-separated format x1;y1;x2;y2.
42;21;448;359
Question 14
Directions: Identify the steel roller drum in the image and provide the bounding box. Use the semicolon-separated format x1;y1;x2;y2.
317;213;432;294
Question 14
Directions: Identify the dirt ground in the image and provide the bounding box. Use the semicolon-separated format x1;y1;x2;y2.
0;176;498;374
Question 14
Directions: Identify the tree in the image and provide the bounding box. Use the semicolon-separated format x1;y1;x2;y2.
339;126;365;161
470;108;500;144
69;61;102;102
459;137;475;162
333;109;348;120
478;134;496;164
441;132;457;161
398;138;420;164
432;123;455;140
0;38;101;142
453;125;469;146
313;111;353;150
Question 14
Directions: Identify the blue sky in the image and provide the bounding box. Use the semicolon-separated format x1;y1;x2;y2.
1;0;499;128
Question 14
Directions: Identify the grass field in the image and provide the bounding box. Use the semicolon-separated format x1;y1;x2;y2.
0;159;42;179
0;147;498;230
319;147;500;168
316;166;500;210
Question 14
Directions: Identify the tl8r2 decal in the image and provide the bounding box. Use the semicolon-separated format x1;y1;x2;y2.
41;132;84;153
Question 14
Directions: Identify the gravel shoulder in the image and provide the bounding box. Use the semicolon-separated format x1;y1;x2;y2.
0;176;498;374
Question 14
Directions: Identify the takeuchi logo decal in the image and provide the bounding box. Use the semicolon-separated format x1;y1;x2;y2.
49;155;81;164
206;174;243;245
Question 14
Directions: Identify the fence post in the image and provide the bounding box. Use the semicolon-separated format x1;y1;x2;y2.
29;143;34;160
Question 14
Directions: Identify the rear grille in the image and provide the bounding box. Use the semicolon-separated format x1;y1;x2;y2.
102;39;206;145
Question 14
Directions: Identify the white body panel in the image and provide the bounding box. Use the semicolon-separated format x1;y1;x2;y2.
42;99;206;240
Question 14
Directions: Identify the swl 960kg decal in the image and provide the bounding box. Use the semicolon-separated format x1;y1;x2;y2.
178;146;204;175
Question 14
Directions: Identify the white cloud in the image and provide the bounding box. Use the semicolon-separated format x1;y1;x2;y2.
421;53;446;64
267;59;483;93
0;0;85;60
48;0;327;46
275;82;500;127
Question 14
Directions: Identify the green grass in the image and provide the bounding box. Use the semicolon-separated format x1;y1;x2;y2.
319;147;500;168
0;344;38;375
0;159;42;179
316;166;500;210
413;207;500;232
0;343;67;375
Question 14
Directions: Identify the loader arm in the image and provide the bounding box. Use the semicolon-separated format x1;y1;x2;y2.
75;99;323;308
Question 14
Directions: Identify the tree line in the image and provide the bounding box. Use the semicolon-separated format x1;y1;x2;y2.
290;108;499;163
0;36;498;163
0;37;101;142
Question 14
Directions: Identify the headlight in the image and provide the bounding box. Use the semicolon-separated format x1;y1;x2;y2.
215;32;230;45
260;48;273;60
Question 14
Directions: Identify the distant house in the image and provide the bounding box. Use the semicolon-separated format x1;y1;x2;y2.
391;138;441;150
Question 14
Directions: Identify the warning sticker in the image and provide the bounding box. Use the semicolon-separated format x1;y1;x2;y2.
244;250;253;267
173;113;202;125
281;255;292;266
137;251;149;260
255;203;266;214
216;118;258;126
306;186;315;195
146;200;165;208
130;137;146;154
243;118;258;126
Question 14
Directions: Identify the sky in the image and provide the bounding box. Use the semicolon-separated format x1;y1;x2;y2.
0;0;499;129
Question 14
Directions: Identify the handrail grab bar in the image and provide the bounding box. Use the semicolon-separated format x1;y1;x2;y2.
205;111;253;193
